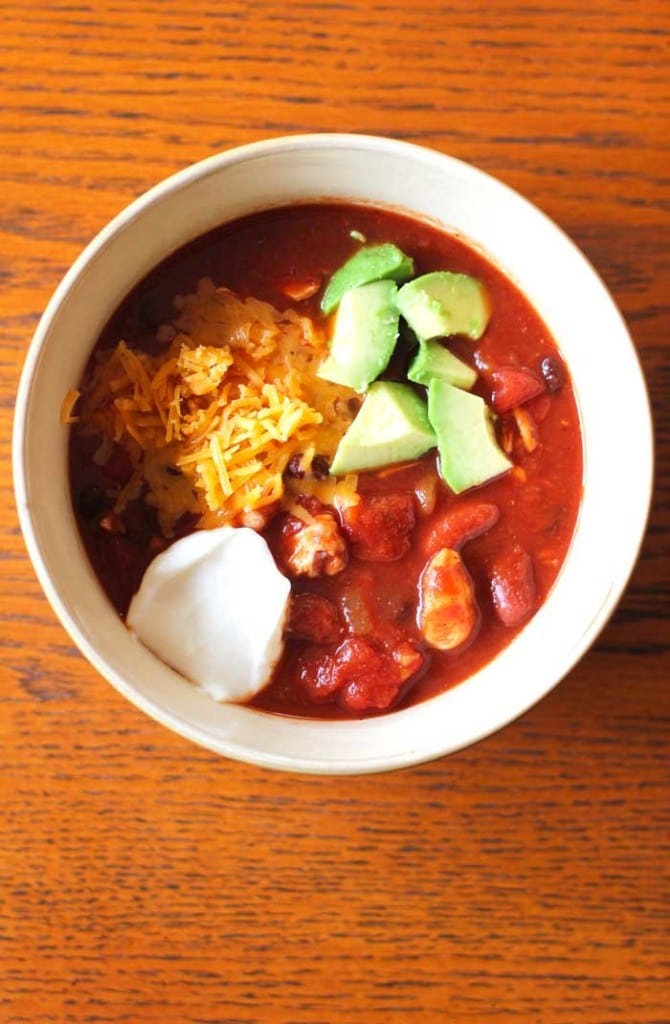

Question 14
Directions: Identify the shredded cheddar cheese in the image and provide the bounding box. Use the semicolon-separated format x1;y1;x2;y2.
60;388;81;425
73;279;358;535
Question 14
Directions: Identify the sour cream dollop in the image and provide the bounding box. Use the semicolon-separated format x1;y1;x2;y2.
127;526;291;702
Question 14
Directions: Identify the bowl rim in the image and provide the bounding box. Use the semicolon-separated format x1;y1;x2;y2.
13;132;655;773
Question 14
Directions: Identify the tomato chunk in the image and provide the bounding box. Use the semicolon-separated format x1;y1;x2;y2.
341;493;416;561
490;366;545;413
490;546;536;627
418;548;478;651
332;637;405;712
296;649;339;701
295;631;423;711
422;502;500;556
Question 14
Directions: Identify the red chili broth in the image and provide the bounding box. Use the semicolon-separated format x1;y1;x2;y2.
69;202;583;719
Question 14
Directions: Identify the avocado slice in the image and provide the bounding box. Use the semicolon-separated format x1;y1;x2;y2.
408;340;478;391
396;271;491;341
330;381;436;476
427;379;512;494
320;243;414;316
317;279;399;393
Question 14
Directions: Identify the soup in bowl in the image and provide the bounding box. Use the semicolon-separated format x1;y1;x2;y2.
13;134;653;773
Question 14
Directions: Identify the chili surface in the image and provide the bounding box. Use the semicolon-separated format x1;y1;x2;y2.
69;202;583;718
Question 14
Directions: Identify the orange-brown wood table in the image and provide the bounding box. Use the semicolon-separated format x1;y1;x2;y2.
1;3;668;1022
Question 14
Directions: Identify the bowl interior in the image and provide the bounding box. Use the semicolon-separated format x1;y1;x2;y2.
13;134;653;773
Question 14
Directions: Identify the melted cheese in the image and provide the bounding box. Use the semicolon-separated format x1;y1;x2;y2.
73;281;357;535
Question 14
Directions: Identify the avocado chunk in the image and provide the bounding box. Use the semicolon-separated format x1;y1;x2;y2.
330;381;436;476
317;279;399;393
427;379;512;494
396;271;491;341
408;340;478;391
321;243;414;315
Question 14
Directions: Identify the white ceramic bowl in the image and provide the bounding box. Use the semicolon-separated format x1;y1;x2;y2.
13;134;653;774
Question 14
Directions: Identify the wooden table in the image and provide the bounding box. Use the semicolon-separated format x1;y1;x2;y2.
1;3;668;1021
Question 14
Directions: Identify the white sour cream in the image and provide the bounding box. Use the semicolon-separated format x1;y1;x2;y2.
127;526;290;702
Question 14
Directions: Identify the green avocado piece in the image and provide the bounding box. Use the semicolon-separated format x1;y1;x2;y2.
320;243;414;316
317;279;399;393
427;379;512;494
408;340;478;391
330;381;436;476
396;271;491;341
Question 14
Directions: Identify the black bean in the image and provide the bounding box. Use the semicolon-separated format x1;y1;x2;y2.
76;486;106;520
312;455;330;480
540;356;564;393
286;454;305;479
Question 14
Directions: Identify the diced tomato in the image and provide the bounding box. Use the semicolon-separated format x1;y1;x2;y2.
422;502;500;556
331;637;405;712
287;593;342;644
490;546;537;627
297;649;339;701
295;631;422;711
341;493;416;561
489;366;545;413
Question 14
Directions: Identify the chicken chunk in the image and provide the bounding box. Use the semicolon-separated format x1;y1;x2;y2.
418;547;478;651
277;510;347;578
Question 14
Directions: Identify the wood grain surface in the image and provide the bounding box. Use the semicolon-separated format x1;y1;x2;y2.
1;2;668;1022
